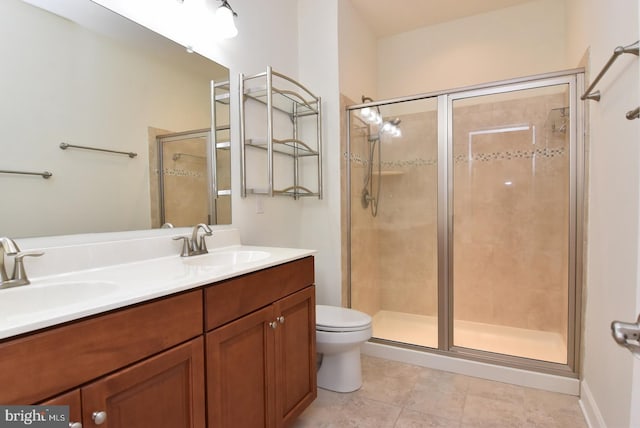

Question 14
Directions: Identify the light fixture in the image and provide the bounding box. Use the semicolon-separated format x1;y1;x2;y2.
360;96;402;138
215;0;238;39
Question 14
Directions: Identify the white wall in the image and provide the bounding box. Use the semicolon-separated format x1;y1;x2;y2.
565;0;640;427
377;0;568;98
297;0;342;306
337;0;378;103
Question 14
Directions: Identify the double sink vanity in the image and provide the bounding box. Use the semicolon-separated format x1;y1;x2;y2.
0;227;317;427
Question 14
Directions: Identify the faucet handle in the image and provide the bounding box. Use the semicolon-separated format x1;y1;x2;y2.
172;236;191;257
11;251;44;285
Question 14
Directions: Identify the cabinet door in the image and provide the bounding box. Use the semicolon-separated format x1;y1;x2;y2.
206;305;276;428
40;389;82;427
81;337;205;428
273;286;317;428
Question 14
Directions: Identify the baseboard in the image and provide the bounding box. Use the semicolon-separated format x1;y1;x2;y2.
579;380;606;428
362;341;580;395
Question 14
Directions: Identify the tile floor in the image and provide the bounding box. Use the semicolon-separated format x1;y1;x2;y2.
293;355;587;428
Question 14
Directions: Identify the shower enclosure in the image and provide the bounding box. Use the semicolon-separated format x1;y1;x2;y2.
346;70;584;375
154;128;231;227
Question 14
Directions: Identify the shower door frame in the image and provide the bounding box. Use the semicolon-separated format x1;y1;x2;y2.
346;68;585;377
157;129;217;225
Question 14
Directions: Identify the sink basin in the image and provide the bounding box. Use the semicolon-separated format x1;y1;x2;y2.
0;280;120;321
183;250;271;267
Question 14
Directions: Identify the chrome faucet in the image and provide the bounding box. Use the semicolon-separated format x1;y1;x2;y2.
0;237;44;289
0;237;19;282
173;224;213;257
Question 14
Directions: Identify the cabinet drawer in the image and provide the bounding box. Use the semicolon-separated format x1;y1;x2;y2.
0;290;203;405
205;257;314;331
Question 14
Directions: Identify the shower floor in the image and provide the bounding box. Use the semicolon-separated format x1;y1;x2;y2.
372;310;567;364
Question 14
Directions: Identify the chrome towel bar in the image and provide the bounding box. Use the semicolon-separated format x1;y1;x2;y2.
59;142;137;158
581;40;639;102
0;169;52;179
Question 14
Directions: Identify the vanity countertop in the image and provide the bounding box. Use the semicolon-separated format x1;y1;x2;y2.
0;232;315;340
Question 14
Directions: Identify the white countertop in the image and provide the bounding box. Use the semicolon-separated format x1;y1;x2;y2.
0;230;315;340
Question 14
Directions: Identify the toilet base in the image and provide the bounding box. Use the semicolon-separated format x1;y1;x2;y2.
317;348;362;393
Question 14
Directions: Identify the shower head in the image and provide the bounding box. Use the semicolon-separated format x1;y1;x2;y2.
390;118;401;126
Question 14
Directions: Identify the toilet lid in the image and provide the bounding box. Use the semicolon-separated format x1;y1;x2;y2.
316;305;372;332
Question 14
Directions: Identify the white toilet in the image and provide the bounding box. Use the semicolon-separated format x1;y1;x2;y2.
315;305;372;393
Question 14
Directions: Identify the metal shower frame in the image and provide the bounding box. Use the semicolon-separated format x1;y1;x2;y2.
345;68;585;377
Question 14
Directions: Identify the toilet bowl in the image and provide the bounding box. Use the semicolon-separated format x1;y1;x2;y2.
315;305;372;393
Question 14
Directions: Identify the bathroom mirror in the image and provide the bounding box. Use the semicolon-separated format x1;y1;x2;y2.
0;0;231;238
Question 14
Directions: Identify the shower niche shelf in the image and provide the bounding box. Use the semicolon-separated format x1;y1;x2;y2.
373;170;404;177
240;66;322;199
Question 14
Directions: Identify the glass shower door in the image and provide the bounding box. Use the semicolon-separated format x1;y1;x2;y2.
450;81;573;364
349;97;439;348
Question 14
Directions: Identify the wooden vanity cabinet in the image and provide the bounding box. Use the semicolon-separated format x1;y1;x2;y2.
205;257;316;428
39;338;205;428
81;337;205;428
3;290;205;427
40;389;82;427
3;257;316;428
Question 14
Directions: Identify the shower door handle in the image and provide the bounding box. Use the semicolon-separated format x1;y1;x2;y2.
611;314;640;355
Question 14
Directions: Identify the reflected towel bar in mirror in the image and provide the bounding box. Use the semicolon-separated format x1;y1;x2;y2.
59;142;137;158
0;169;52;179
626;107;640;120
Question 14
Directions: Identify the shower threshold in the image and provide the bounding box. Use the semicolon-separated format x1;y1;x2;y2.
372;310;567;364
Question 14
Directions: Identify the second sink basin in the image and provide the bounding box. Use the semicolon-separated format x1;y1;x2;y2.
183;250;271;267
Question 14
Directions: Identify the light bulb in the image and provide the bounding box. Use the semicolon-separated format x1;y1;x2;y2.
215;5;238;39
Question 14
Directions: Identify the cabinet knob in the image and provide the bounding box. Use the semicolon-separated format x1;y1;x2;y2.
269;321;278;329
277;316;285;324
92;411;107;425
69;423;83;428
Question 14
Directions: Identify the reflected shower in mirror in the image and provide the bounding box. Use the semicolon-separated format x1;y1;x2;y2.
0;0;231;238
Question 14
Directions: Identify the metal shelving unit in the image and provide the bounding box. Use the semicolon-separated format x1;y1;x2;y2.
240;66;322;199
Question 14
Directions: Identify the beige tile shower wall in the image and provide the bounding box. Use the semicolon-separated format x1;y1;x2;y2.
452;93;569;339
375;110;439;316
161;138;209;227
348;112;382;316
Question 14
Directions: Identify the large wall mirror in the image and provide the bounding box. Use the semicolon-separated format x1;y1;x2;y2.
0;0;231;239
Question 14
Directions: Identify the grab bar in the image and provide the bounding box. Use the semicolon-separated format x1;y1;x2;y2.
626;107;640;120
0;169;52;179
581;40;639;101
59;142;137;158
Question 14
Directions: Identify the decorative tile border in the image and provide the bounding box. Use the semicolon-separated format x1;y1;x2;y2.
455;147;565;163
345;147;565;169
344;152;437;168
153;168;204;178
